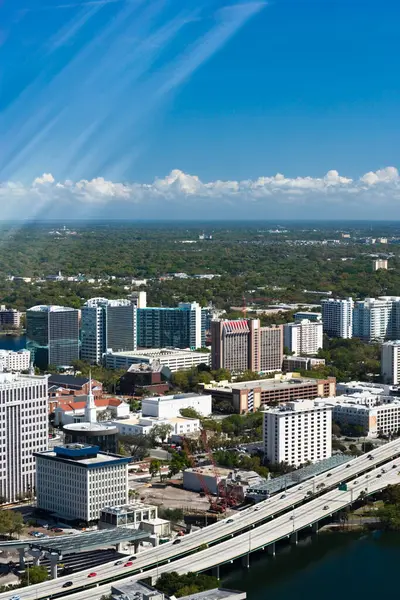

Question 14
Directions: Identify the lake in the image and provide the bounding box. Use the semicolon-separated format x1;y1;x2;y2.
0;334;27;351
222;530;400;600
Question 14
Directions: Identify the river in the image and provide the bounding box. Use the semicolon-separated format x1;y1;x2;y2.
221;531;400;599
0;334;26;351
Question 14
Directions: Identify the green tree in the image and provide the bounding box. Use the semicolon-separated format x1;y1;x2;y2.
168;451;191;477
117;433;151;460
382;484;400;505
21;565;48;585
180;408;202;419
149;459;162;480
156;572;218;597
150;423;173;444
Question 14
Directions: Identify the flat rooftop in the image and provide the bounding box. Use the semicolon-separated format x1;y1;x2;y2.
101;502;157;514
35;445;131;467
107;348;208;357
206;375;332;392
144;393;210;402
265;399;332;414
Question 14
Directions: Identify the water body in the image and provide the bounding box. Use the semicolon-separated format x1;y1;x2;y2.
0;334;26;351
222;531;400;600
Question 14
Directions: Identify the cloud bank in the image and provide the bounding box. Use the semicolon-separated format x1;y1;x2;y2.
1;166;400;220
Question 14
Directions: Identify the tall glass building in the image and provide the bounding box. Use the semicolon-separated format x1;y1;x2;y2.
26;305;80;369
137;302;203;349
81;298;137;364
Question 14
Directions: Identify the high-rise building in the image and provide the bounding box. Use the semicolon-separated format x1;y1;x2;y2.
26;305;80;369
81;298;137;364
0;372;48;502
0;305;22;328
353;297;400;341
263;399;332;466
321;298;353;338
283;320;323;356
211;319;283;373
35;444;130;522
381;341;400;384
137;302;203;350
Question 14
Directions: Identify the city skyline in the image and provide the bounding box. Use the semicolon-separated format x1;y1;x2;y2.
1;0;400;219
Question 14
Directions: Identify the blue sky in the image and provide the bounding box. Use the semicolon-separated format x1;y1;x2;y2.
1;0;400;220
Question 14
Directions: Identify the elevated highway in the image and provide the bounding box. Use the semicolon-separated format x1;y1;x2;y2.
3;438;400;600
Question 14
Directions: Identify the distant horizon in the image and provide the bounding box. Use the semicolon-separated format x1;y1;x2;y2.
1;218;400;225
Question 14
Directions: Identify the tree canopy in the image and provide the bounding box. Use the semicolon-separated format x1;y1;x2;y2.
155;572;219;598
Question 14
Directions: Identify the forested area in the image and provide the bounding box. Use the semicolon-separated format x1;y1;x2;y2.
0;222;400;310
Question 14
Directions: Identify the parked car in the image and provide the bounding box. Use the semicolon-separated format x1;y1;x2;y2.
172;539;181;545
115;560;123;566
226;519;234;523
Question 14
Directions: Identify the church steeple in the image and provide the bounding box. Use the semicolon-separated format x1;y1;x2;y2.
85;371;97;423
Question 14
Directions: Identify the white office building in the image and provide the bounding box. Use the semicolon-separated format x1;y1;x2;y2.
381;341;400;385
263;399;332;467
111;415;200;438
104;348;211;372
283;320;323;356
35;444;130;522
321;298;353;338
353;297;400;341
81;298;137;364
0;349;30;372
142;393;212;419
0;372;48;502
319;395;400;438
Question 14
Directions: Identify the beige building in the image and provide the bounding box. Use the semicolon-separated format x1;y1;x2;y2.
201;373;336;414
211;318;283;374
373;259;388;271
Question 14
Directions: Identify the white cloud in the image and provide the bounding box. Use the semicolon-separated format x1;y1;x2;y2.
360;167;399;186
2;165;400;218
32;173;55;185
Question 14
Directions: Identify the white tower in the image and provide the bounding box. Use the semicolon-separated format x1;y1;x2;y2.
84;373;97;423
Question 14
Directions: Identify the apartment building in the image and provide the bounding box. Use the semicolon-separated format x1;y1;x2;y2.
321;298;353;338
263;399;332;466
137;302;204;350
353;297;400;341
0;349;30;372
35;444;130;522
211;318;283;373
381;341;400;385
0;305;22;328
283;319;323;356
81;298;137;364
0;372;48;502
